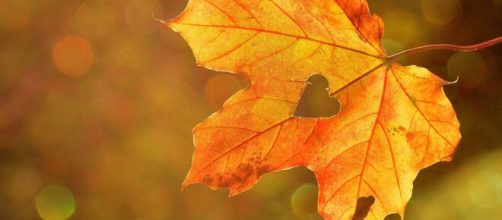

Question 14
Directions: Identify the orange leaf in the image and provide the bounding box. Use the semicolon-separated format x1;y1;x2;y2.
166;0;461;219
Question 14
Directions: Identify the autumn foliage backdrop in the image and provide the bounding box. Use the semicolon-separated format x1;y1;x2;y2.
0;0;502;219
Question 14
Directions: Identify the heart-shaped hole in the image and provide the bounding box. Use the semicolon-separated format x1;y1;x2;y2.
294;74;340;118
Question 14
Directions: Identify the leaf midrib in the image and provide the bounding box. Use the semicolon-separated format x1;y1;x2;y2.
173;22;384;59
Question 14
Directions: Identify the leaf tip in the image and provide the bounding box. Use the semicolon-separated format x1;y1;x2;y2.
440;154;455;162
227;188;242;197
444;75;460;85
152;12;183;30
181;173;196;189
152;12;167;25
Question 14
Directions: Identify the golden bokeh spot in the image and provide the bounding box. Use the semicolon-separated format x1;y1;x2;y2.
204;74;244;109
468;171;501;208
421;0;462;26
35;184;76;220
52;36;94;77
381;8;422;46
0;0;30;31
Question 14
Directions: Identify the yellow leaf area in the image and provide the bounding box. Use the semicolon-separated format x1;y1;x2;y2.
167;0;461;219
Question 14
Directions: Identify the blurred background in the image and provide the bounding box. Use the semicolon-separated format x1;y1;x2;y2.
0;0;501;219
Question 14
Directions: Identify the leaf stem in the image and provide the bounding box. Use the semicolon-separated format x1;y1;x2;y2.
387;36;502;61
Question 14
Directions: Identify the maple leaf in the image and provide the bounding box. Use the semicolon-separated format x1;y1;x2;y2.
166;0;461;219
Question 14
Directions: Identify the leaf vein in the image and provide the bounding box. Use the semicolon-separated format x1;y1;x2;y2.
175;23;382;58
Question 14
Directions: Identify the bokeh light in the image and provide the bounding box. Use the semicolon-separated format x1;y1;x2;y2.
468;171;501;208
378;7;423;47
35;184;76;220
447;52;487;88
291;184;322;220
52;36;94;77
421;0;462;26
406;148;502;219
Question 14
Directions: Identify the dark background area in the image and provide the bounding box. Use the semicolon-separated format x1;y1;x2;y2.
0;0;501;219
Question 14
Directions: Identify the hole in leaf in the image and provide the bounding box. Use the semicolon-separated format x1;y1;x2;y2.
352;196;375;220
294;74;340;118
384;213;402;220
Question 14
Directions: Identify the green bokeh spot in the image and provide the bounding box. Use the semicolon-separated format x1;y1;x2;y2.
291;184;322;220
35;184;76;220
